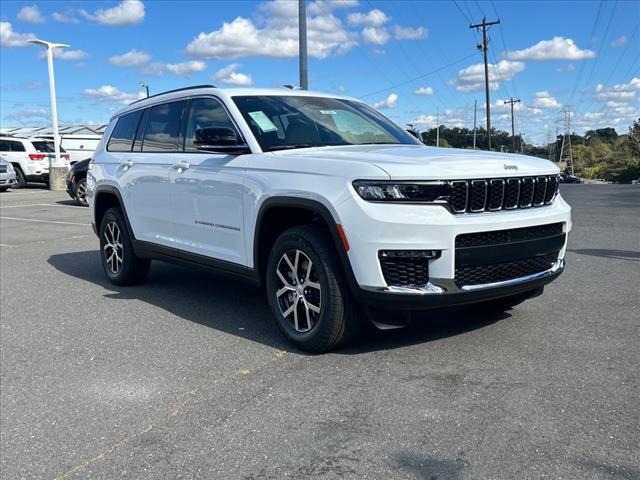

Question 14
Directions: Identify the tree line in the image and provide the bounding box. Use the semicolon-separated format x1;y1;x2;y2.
414;118;640;183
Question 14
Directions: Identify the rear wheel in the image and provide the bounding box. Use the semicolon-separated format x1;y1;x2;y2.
266;225;360;353
13;167;26;188
75;177;88;206
99;207;150;286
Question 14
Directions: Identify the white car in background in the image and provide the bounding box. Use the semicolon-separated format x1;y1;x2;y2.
0;159;17;191
0;136;70;187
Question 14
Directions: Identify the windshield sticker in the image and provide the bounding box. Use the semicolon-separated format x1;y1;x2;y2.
320;110;336;115
248;111;278;132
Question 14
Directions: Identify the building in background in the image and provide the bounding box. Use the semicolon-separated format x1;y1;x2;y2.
0;124;105;163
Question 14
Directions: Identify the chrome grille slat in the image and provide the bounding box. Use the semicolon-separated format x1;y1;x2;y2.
447;175;559;214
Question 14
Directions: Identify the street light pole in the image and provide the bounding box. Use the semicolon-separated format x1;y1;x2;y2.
28;39;68;191
139;82;149;97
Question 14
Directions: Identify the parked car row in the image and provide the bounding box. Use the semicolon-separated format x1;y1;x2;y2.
0;136;71;188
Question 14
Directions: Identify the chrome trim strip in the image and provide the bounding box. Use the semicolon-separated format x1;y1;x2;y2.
361;282;446;295
460;258;565;291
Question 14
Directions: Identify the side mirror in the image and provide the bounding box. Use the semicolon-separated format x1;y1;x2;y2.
193;127;250;154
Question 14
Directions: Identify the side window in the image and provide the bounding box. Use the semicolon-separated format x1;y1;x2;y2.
107;110;143;152
0;140;9;152
141;101;186;153
184;98;238;152
10;141;26;152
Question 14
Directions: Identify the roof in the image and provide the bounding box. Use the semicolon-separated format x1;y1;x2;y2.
115;86;357;118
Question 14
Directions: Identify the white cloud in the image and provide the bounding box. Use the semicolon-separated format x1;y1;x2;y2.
372;93;398;109
0;21;35;48
451;59;525;92
142;60;207;77
556;63;575;73
4;108;49;122
212;63;252;85
17;5;45;24
307;0;359;16
52;10;80;24
83;85;145;104
165;60;207;77
393;25;427;40
531;91;561;109
38;49;88;61
186;1;356;60
347;9;390;27
508;37;595;61
610;35;628;48
362;26;389;45
593;77;640;103
414;86;433;95
108;49;151;67
80;0;145;26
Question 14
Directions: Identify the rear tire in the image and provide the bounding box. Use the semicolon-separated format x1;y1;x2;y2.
13;167;26;188
265;225;360;353
99;207;150;286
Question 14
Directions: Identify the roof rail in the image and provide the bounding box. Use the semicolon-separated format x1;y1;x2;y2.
128;84;217;106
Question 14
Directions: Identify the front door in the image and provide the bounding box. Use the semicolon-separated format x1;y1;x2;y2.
169;97;247;265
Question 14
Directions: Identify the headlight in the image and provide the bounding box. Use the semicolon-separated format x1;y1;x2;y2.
6;163;14;172
352;180;450;202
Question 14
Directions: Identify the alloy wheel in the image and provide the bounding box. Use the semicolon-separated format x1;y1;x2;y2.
103;221;123;274
76;180;87;205
275;249;322;332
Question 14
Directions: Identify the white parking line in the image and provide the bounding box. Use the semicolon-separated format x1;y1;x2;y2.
0;216;90;226
0;203;84;209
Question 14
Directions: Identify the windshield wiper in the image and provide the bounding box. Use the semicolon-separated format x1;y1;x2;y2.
264;144;333;152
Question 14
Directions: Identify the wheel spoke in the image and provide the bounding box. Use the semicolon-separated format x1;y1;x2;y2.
303;258;313;283
303;302;311;330
282;253;296;277
276;269;293;288
293;250;300;278
293;300;299;331
306;280;321;291
276;285;294;298
307;301;320;314
282;300;296;319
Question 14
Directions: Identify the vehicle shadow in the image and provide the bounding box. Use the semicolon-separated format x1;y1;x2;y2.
569;248;640;261
47;250;508;354
55;199;84;207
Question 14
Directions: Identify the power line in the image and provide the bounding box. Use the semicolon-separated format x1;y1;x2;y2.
490;0;519;98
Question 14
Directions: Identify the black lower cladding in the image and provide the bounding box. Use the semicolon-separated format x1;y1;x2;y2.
454;222;565;287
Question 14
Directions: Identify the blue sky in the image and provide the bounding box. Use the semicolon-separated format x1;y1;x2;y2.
1;0;639;144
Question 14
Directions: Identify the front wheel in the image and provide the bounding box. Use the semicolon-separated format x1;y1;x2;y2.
265;225;360;353
13;167;26;188
99;207;150;286
75;177;88;206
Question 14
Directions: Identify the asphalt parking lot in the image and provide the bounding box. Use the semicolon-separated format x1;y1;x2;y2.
1;184;638;480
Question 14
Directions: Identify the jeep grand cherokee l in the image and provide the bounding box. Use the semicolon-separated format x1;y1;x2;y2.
87;85;571;352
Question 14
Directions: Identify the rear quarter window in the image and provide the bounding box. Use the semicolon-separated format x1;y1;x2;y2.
107;110;143;152
31;141;65;153
9;141;26;152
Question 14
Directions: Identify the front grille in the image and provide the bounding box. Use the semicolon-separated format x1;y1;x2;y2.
448;175;558;213
380;257;429;287
455;252;559;287
456;223;564;248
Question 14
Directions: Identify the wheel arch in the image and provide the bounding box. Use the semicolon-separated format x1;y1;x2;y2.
93;185;136;241
253;197;358;292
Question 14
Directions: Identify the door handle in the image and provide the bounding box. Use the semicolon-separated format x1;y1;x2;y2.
174;161;190;173
122;159;134;169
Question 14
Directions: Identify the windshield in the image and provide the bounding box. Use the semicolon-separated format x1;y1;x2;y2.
232;95;419;152
32;141;66;153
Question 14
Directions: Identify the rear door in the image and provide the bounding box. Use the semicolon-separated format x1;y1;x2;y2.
109;105;180;246
169;96;247;265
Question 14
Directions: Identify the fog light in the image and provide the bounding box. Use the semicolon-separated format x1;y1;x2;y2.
378;250;441;259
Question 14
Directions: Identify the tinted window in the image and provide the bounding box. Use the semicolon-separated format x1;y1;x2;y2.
107;110;143;152
0;140;9;152
32;141;65;153
10;141;26;152
184;98;237;152
142;101;186;152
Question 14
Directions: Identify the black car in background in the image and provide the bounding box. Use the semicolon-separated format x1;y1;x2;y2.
65;158;90;206
559;173;582;184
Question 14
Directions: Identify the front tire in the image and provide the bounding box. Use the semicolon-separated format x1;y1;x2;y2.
13;167;26;188
265;225;360;353
99;207;150;286
75;177;88;206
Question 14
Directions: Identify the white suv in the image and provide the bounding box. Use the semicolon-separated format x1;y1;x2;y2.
0;136;70;187
88;86;571;352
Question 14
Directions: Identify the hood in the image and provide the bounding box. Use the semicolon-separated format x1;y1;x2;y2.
274;144;559;180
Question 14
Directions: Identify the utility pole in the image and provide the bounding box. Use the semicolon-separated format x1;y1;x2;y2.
470;17;500;151
503;97;520;153
298;0;308;90
559;106;574;175
473;99;477;150
436;108;440;147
